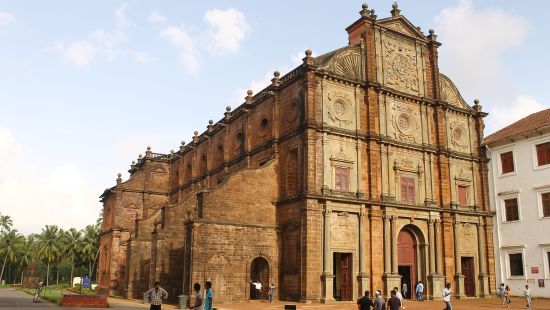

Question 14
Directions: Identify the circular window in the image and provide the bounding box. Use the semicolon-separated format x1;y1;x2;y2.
397;114;411;131
453;127;463;141
333;101;346;116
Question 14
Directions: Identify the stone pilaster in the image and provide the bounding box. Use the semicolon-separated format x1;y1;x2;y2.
453;219;465;299
477;219;489;298
321;208;335;303
358;208;370;294
428;219;445;300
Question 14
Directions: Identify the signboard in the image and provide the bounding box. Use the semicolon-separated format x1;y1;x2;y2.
539;279;545;288
82;275;91;289
531;267;539;274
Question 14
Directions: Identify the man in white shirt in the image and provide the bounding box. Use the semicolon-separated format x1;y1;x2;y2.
442;283;452;310
254;281;262;299
523;284;531;309
415;281;424;301
393;287;404;309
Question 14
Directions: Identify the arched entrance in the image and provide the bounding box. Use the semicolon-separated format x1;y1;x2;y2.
397;226;425;300
250;257;269;300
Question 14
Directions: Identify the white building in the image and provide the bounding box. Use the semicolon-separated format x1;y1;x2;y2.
486;108;550;298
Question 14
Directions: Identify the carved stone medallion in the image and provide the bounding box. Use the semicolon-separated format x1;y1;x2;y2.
327;91;352;127
382;34;419;94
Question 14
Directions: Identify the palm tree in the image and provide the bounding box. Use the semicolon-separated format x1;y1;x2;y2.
0;214;13;234
63;228;82;286
17;234;36;284
80;224;100;279
0;229;25;284
36;225;62;286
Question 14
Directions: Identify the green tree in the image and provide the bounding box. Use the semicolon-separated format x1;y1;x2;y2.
63;228;82;286
17;234;36;284
36;225;62;286
0;229;25;284
0;214;13;234
80;224;100;279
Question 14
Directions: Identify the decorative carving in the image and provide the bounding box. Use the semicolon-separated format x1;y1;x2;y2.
384;22;414;37
382;33;419;94
449;121;468;149
326;91;353;127
331;145;352;162
330;212;357;248
391;102;418;142
400;158;415;169
331;51;363;80
439;74;469;108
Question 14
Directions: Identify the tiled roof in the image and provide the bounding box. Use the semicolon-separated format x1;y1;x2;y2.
485;108;550;144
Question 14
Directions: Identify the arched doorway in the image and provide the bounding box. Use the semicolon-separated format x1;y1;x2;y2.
250;257;269;300
398;228;418;299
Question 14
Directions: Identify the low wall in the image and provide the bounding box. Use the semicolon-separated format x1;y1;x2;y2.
60;294;108;308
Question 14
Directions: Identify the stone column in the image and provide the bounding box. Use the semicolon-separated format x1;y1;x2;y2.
453;220;465;299
434;219;442;274
428;219;436;274
477;219;489;297
391;216;398;274
358;208;370;294
321;208;335;303
384;215;391;274
428;219;444;300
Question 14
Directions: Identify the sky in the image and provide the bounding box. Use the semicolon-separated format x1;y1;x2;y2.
1;1;549;235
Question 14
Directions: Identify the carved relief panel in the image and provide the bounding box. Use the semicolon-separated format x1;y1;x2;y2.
447;114;471;153
322;81;357;131
388;98;422;144
330;212;358;249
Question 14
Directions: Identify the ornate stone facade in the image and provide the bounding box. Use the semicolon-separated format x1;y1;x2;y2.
98;3;494;305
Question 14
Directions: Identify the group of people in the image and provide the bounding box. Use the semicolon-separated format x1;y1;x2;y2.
357;282;453;310
144;281;213;310
399;281;425;301
250;281;276;303
497;283;532;309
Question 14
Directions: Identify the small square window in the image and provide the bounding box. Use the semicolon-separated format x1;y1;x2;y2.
536;142;550;167
509;253;524;276
500;151;514;174
335;167;350;191
458;185;468;205
504;198;519;222
542;192;550;218
400;177;416;204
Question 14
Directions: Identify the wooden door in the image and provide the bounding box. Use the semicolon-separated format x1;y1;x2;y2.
340;253;352;301
461;257;475;297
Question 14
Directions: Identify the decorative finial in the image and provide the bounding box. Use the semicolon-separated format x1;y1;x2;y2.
180;140;186;151
181;140;185;146
208;120;214;125
225;106;232;120
360;3;370;17
226;106;231;112
370;9;377;19
194;131;199;136
246;89;253;103
427;28;437;42
274;71;280;78
474;99;480;105
116;173;122;184
473;99;482;112
429;29;435;35
138;154;142;159
362;3;368;10
170;149;175;154
391;2;401;17
147;146;151;151
272;71;281;87
117;173;122;178
132;160;136;165
305;49;312;57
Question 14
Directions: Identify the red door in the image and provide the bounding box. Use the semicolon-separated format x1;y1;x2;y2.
340;253;352;301
461;257;475;297
398;229;416;298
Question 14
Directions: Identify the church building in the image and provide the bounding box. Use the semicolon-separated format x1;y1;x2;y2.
98;3;495;304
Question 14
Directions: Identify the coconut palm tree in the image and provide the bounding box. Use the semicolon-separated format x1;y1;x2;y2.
36;225;62;286
17;234;36;284
80;224;100;279
0;214;13;235
63;228;82;286
0;229;25;284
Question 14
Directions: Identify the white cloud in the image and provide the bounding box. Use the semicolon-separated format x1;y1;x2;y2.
0;10;16;27
160;8;250;73
135;51;158;64
490;96;546;131
148;10;167;24
53;41;97;67
203;8;250;54
0;128;100;235
160;25;199;73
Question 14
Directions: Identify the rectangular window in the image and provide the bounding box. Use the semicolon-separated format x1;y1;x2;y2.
542;192;550;218
500;151;514;174
401;177;416;204
335;167;350;191
536;142;550;166
458;185;468;205
504;198;519;222
509;253;524;276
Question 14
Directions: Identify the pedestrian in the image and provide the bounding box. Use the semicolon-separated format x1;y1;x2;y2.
402;283;408;299
190;283;203;310
523;284;531;309
393;287;404;309
374;290;386;310
498;283;506;305
254;281;262;299
387;289;401;310
504;285;512;307
144;281;168;310
415;281;424;301
204;281;213;310
442;283;452;310
268;283;276;303
357;290;374;310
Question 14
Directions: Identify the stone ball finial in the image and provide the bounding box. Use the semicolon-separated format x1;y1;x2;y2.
194;130;199;136
147;146;151;151
117;173;122;178
226;106;231;112
429;29;435;35
170;149;175;154
392;2;398;9
274;71;280;78
209;119;214;125
362;3;368;10
132;160;135;164
474;99;480;105
247;89;253;96
305;49;312;57
138;154;143;158
181;140;185;146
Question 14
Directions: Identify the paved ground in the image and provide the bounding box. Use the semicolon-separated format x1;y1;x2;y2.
2;289;550;309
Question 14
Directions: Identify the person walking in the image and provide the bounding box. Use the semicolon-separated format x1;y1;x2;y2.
402;283;408;299
387;289;401;310
190;283;203;310
374;290;386;310
144;281;168;310
393;287;404;309
504;285;512;307
415;281;424;301
357;290;374;310
204;281;213;310
523;284;532;309
268;283;276;303
442;282;452;310
498;283;506;305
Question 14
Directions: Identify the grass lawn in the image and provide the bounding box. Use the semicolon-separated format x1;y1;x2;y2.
21;287;63;304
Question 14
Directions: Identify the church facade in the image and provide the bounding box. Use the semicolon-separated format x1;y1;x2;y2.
98;4;495;304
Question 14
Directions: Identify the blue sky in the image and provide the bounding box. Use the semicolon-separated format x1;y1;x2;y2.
1;0;549;235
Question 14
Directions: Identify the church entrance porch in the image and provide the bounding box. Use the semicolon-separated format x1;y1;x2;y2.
250;257;269;300
333;253;352;301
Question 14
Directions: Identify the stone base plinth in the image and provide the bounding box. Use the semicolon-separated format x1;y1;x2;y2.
428;273;445;300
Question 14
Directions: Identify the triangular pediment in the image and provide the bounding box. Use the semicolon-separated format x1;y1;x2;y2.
377;16;428;42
